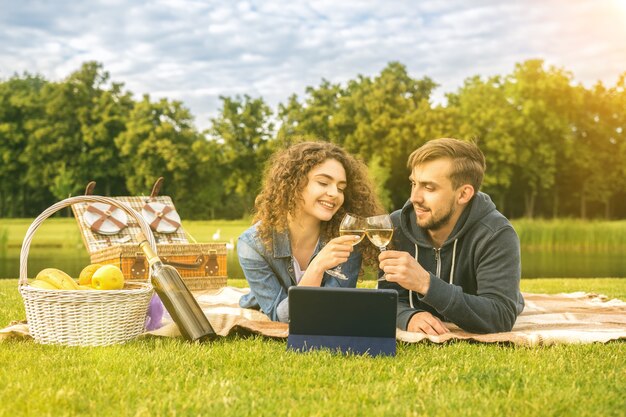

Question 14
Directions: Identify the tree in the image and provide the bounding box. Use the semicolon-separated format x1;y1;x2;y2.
208;95;274;216
22;62;134;202
367;154;393;211
0;73;48;216
115;95;200;202
503;60;575;218
277;80;344;141
181;138;229;219
339;63;440;209
570;81;624;218
447;75;517;214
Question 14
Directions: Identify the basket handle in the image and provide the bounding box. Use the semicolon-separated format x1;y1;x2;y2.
84;181;96;195
150;177;164;198
18;195;158;286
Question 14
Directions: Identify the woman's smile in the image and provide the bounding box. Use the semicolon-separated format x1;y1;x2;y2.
318;200;336;210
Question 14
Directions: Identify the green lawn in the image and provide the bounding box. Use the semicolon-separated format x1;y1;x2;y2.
0;218;249;249
1;278;625;417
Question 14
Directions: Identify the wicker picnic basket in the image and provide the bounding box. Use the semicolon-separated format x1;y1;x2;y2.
18;196;157;346
70;179;227;290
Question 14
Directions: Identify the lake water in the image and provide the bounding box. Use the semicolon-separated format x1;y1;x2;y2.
1;248;625;279
521;252;626;278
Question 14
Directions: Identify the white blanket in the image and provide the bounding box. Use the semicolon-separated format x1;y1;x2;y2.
3;288;626;346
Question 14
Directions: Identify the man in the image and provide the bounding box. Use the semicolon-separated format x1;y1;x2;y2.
378;138;524;335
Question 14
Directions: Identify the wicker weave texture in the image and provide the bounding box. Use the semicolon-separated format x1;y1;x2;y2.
91;243;227;290
20;284;152;346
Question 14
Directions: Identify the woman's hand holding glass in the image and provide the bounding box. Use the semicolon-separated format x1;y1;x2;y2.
325;214;366;280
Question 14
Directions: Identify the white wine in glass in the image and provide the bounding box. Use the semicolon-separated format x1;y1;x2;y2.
365;214;394;250
365;228;393;249
326;214;365;280
339;228;366;245
365;214;394;281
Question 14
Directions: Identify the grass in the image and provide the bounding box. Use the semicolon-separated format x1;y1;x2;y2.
4;217;626;253
0;218;249;250
512;218;626;253
1;278;625;417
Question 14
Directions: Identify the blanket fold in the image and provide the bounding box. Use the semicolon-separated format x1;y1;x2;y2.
2;288;625;346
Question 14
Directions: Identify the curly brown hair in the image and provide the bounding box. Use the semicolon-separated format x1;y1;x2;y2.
253;140;384;266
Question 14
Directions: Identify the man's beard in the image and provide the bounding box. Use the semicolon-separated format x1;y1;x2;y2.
416;201;456;231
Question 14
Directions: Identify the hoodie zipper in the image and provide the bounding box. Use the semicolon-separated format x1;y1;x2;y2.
434;248;441;278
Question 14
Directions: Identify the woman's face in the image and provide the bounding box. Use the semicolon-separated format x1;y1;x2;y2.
297;158;347;223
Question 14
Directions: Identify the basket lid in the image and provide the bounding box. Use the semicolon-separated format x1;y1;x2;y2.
71;195;189;254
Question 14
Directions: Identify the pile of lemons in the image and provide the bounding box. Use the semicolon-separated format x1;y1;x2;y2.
28;264;125;291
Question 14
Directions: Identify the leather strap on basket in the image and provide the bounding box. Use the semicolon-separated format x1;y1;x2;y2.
150;177;164;198
205;251;220;276
131;255;206;278
86;204;127;232
131;256;148;278
84;181;96;196
143;203;181;230
161;255;205;269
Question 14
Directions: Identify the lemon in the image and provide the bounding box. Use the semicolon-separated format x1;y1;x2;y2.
78;263;103;286
91;265;125;290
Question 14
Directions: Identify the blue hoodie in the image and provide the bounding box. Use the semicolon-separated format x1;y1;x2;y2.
379;192;524;334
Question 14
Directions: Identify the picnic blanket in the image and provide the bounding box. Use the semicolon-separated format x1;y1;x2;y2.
2;287;626;346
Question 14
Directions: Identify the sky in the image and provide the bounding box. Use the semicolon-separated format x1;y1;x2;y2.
1;0;626;131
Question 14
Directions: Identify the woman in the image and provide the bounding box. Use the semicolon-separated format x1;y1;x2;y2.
238;141;383;322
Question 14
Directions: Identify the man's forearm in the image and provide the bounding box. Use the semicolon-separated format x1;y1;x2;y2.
419;277;518;333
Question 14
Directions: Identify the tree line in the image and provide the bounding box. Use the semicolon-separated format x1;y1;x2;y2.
1;60;625;220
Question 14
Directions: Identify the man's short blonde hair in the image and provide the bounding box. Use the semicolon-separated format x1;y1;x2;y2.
408;138;486;191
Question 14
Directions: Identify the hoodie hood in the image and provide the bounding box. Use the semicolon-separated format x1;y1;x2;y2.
399;191;497;248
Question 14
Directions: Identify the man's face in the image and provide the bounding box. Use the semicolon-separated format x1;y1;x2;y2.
409;158;459;231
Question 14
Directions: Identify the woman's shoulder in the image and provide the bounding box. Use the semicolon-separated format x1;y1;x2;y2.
237;222;269;259
238;222;280;255
239;222;261;244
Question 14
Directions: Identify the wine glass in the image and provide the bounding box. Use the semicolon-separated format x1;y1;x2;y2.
365;214;394;281
326;213;366;280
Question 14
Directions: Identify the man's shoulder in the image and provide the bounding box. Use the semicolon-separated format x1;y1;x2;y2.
390;207;405;224
475;205;513;231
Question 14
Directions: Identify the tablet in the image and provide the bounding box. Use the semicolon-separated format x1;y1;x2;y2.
287;286;398;356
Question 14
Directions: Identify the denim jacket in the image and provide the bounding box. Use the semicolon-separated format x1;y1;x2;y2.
238;222;362;321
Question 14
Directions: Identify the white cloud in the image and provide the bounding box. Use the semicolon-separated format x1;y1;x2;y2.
1;0;625;130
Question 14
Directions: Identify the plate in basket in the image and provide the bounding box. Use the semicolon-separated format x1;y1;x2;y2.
142;201;181;234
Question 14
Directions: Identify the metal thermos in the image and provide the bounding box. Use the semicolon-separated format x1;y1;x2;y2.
137;233;216;341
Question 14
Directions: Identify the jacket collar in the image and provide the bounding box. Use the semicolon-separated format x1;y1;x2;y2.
272;229;292;258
